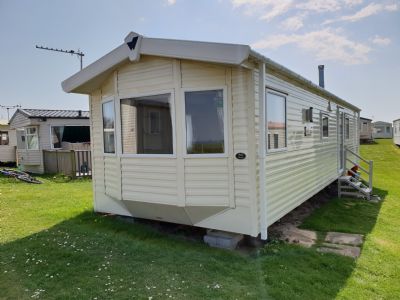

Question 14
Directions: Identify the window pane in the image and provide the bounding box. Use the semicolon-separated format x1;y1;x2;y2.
52;126;90;148
26;127;37;135
52;126;64;148
345;118;350;139
27;134;39;149
102;101;115;153
185;90;224;154
16;129;26;149
322;116;329;137
266;92;286;150
121;94;173;154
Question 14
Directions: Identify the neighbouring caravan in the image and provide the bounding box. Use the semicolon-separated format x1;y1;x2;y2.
394;119;400;146
62;32;362;239
9;109;91;174
372;121;393;139
0;120;17;164
359;117;373;142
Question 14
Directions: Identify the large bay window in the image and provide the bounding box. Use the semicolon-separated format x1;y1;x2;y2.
51;126;90;149
120;93;173;154
26;127;39;150
266;91;287;151
184;89;225;155
102;101;115;154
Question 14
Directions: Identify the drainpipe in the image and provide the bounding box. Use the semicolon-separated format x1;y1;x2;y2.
258;62;268;240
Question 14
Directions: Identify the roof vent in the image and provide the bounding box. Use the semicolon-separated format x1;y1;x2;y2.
318;65;325;88
78;110;82;117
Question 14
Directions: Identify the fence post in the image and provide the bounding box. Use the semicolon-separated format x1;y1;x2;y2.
71;150;76;178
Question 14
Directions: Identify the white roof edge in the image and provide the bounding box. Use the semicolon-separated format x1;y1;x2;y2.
62;34;250;94
249;50;361;112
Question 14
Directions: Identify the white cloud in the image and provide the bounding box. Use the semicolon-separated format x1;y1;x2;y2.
231;0;294;21
296;0;342;12
325;2;399;23
166;0;176;5
281;15;306;31
251;28;371;65
370;35;391;46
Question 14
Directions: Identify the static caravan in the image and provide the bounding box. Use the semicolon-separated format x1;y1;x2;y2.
372;121;393;139
0;120;17;164
394;119;400;146
359;117;373;142
62;32;361;239
9;109;90;174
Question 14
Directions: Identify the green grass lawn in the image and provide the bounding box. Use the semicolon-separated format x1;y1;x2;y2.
1;139;399;299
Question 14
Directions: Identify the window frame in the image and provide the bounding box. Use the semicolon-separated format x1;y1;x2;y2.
182;86;228;158
101;97;117;156
265;88;288;154
117;89;176;158
320;112;330;139
25;126;39;150
49;125;91;150
0;131;9;146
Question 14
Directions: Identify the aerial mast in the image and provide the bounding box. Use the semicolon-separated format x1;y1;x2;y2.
0;104;21;121
35;45;85;70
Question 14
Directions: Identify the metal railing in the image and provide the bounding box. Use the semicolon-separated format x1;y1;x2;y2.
343;147;373;191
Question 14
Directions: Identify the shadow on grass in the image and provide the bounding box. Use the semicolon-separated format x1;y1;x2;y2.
1;209;359;300
300;185;387;235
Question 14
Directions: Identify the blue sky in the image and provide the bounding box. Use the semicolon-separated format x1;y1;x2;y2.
0;0;399;122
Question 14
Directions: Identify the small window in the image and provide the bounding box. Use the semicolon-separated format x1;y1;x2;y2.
51;126;90;149
102;101;115;154
266;91;287;151
386;126;391;133
0;131;9;146
185;89;225;154
120;93;173;154
26;127;39;150
345;117;350;139
321;115;329;138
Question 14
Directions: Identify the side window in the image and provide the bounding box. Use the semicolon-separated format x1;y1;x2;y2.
102;101;115;154
0;131;9;146
321;114;329;138
345;117;350;139
184;89;225;155
26;127;39;150
120;93;173;154
266;91;287;151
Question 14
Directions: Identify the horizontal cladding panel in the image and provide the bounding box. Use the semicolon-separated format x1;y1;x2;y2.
185;196;229;206
181;61;226;87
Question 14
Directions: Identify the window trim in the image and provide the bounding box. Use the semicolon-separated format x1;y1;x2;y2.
320;112;330;140
117;89;176;158
101;97;117;156
25;126;39;150
49;125;91;150
182;86;228;158
0;131;9;146
265;88;288;154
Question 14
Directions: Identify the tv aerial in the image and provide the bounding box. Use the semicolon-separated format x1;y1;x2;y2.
35;45;85;70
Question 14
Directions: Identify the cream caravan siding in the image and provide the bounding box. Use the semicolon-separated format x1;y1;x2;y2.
261;73;358;227
9;112;31;129
394;120;400;146
0;125;16;162
92;56;256;235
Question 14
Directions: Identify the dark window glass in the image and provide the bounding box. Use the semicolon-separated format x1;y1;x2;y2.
185;90;224;154
322;116;329;137
120;93;173;154
52;126;90;148
345;118;350;139
102;101;115;153
266;92;286;150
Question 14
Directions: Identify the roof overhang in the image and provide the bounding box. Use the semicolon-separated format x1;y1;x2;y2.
62;31;360;112
62;32;251;94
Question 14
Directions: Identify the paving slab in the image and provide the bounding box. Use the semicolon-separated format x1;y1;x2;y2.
317;243;361;258
325;232;363;246
274;224;317;248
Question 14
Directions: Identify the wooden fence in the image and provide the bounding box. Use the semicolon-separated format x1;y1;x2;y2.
43;150;92;178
